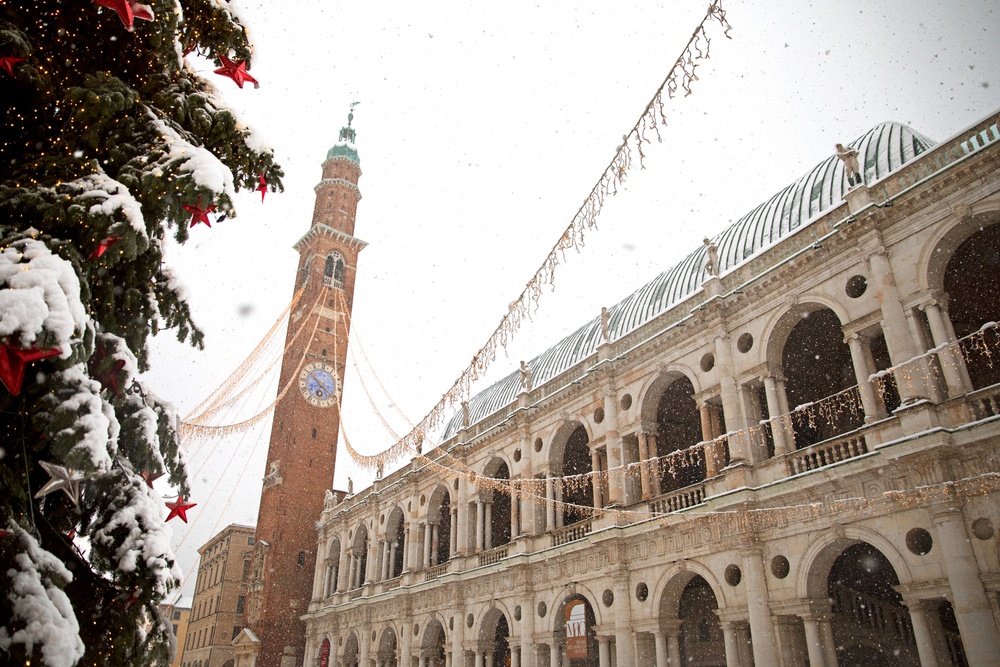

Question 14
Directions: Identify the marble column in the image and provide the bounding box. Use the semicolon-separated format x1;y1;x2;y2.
652;630;667;667
549;642;561;667
597;638;610;667
337;539;349;592
762;375;791;455
664;621;681;667
847;333;881;422
359;634;370;667
817;616;838;667
867;247;930;401
451;508;459;556
424;522;433;568
474;652;483;667
613;579;635;665
800;615;827;667
545;476;556;532
485;502;493;549
431;522;440;565
930;503;1000;666
456;479;469;556
905;599;941;667
700;405;720;477
638;433;653;499
476;501;485;551
604;389;628;505
510;644;521;667
715;335;750;462
923;299;972;396
741;547;779;666
720;622;740;667
592;450;606;507
647;434;662;496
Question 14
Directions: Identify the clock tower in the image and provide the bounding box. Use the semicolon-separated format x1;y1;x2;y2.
245;108;365;667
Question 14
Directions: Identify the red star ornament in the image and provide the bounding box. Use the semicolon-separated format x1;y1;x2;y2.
88;236;121;260
214;55;258;89
0;343;61;395
0;529;11;537
0;57;26;76
183;201;216;228
165;496;196;522
256;173;268;202
89;343;128;397
141;468;164;488
93;0;154;30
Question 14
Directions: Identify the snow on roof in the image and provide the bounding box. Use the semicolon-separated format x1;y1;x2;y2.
441;120;935;441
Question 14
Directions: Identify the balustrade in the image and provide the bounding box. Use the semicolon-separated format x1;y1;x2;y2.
648;483;706;514
550;519;592;547
787;434;868;475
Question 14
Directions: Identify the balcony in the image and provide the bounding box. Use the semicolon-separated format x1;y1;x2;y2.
786;432;869;475
648;483;706;515
477;545;510;567
551;519;592;547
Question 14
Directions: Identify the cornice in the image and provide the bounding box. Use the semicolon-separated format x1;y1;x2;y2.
294;223;368;253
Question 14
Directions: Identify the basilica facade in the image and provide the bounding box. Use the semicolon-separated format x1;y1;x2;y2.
301;110;1000;667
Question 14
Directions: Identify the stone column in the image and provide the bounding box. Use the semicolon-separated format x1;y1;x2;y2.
456;479;469;556
762;375;791;456
408;521;421;573
476;501;485;551
660;620;681;667
359;634;370;667
451;508;459;556
485;501;494;550
930;503;1000;666
431;522;440;565
511;485;520;539
647;434;662;497
592;450;606;507
604;388;631;506
597;637;611;667
846;333;881;422
905;599;941;667
800;615;827;667
741;547;779;666
720;622;740;667
337;539;349;592
389;541;398;578
554;483;564;529
510;644;520;667
715;335;750;463
817;616;837;667
423;522;433;568
923;299;972;397
545;476;556;532
699;405;720;477
638;433;653;500
520;603;535;667
613;578;635;666
867;247;930;401
382;540;391;581
450;603;465;667
652;630;667;667
400;627;412;667
549;642;560;667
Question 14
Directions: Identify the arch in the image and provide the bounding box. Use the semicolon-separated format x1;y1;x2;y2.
552;592;600;666
477;606;511;667
384;506;405;579
921;200;1000;294
318;637;332;667
642;372;705;492
419;615;448;666
795;526;914;600
350;524;369;589
482;457;512;549
323;536;341;596
547;419;593;472
762;298;852;372
425;485;452;565
324;251;347;288
637;366;701;425
551;584;606;630
377;625;398;666
654;561;730;620
341;630;360;667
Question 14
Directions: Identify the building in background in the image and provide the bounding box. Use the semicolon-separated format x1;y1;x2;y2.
301;111;1000;667
240;109;363;667
162;597;192;667
180;524;256;667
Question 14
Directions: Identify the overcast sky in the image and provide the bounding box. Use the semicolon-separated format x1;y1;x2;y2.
143;0;1000;597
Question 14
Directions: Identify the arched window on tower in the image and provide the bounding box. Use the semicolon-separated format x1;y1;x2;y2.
323;252;346;289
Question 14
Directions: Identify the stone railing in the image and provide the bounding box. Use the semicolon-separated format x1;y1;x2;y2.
551;519;592;547
379;576;402;592
348;588;362;601
967;383;1000;420
648;483;706;515
830;582;914;644
477;546;509;567
787;433;868;475
423;562;449;581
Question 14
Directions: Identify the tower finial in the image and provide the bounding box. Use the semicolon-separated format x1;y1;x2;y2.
339;102;359;144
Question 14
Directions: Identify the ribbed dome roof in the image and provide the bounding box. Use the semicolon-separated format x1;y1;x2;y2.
441;121;935;440
327;142;360;164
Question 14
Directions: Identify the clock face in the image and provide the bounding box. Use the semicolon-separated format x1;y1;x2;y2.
298;362;339;408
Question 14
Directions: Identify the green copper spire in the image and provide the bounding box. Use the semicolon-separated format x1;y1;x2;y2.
326;101;360;164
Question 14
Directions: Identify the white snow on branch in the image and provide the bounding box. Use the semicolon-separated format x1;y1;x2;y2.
0;239;86;356
90;480;182;597
149;112;236;202
46;364;118;471
72;169;149;238
0;528;85;667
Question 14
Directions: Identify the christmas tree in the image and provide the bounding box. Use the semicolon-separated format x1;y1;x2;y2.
0;1;282;665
